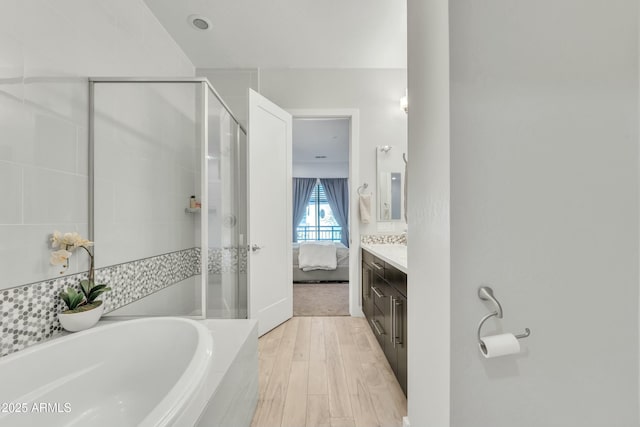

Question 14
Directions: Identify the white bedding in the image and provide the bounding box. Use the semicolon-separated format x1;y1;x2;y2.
298;241;338;271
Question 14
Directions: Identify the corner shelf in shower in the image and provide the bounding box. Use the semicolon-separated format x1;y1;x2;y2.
184;207;217;214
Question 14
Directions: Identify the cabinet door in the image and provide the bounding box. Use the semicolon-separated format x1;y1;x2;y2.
382;283;398;374
361;262;374;321
394;293;407;396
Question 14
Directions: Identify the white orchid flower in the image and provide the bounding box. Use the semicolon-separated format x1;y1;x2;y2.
51;230;63;248
61;232;81;247
51;230;93;250
50;249;72;266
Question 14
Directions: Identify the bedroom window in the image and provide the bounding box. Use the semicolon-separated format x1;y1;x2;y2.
297;182;342;242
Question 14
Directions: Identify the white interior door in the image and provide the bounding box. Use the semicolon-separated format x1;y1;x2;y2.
247;89;293;336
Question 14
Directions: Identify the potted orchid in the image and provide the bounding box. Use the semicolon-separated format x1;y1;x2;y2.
50;231;111;332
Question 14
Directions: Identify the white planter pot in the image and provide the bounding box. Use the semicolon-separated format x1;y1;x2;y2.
58;301;105;332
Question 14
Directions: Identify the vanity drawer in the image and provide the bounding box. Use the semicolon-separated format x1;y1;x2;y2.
371;277;390;312
362;249;385;272
385;265;407;297
370;305;386;348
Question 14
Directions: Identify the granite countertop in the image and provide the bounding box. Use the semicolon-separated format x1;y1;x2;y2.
361;244;408;274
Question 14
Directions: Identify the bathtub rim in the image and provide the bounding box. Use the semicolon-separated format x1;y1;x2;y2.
0;316;214;427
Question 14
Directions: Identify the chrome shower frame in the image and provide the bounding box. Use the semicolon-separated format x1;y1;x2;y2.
88;77;246;320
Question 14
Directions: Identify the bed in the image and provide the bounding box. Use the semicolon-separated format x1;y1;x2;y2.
292;242;350;282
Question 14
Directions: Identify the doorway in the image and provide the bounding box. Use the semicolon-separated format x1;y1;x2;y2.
289;109;361;317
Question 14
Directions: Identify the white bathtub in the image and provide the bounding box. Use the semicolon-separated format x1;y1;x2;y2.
0;317;258;427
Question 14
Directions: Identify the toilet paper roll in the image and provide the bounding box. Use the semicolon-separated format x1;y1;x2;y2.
479;333;520;358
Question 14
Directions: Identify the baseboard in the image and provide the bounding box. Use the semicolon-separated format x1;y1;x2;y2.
350;308;365;317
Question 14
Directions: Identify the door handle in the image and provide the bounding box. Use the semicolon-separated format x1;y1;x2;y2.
251;244;263;252
371;262;384;271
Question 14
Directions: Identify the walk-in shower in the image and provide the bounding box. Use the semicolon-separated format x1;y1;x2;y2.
89;78;247;319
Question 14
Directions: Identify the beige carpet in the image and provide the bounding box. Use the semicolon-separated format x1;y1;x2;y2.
293;283;350;316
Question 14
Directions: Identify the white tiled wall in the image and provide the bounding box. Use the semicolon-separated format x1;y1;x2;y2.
93;83;200;267
0;0;194;290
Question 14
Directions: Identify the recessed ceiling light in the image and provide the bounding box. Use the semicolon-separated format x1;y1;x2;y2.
188;14;212;31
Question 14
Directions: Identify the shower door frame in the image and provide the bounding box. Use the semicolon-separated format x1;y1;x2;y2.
88;77;246;319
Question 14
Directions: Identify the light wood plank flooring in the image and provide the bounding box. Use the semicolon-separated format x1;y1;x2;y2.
251;316;407;427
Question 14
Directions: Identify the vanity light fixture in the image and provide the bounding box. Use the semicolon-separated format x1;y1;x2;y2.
400;89;408;114
188;14;212;31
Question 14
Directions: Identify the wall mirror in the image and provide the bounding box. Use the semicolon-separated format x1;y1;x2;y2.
376;145;404;222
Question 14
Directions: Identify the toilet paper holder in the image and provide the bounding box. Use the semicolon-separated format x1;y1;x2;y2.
477;286;530;345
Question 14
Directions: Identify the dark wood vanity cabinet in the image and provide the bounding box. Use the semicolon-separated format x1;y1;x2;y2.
361;255;374;321
395;292;407;394
361;248;407;396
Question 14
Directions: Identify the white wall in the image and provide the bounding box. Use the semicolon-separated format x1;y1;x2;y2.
408;0;640;426
293;161;348;178
198;68;408;235
449;1;639;426
0;0;194;290
406;0;451;425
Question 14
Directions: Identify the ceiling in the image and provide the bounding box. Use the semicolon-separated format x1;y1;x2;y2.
144;0;407;69
293;118;349;164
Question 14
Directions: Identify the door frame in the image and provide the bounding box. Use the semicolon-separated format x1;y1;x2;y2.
288;108;362;317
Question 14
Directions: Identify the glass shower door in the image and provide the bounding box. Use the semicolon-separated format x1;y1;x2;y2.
91;78;247;319
92;81;205;318
206;89;247;318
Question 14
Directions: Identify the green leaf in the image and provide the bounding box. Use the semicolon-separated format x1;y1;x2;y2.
88;284;107;292
62;287;85;310
59;291;71;309
79;280;92;298
87;285;111;303
63;300;102;314
70;294;84;309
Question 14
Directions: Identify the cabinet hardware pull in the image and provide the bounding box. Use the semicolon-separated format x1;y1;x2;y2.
372;287;384;298
394;299;403;346
390;297;396;345
362;271;369;300
372;262;384;271
371;319;384;336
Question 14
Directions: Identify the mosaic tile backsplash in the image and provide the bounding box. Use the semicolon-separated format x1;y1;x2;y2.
361;234;407;245
98;249;200;314
0;247;245;357
208;247;248;274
